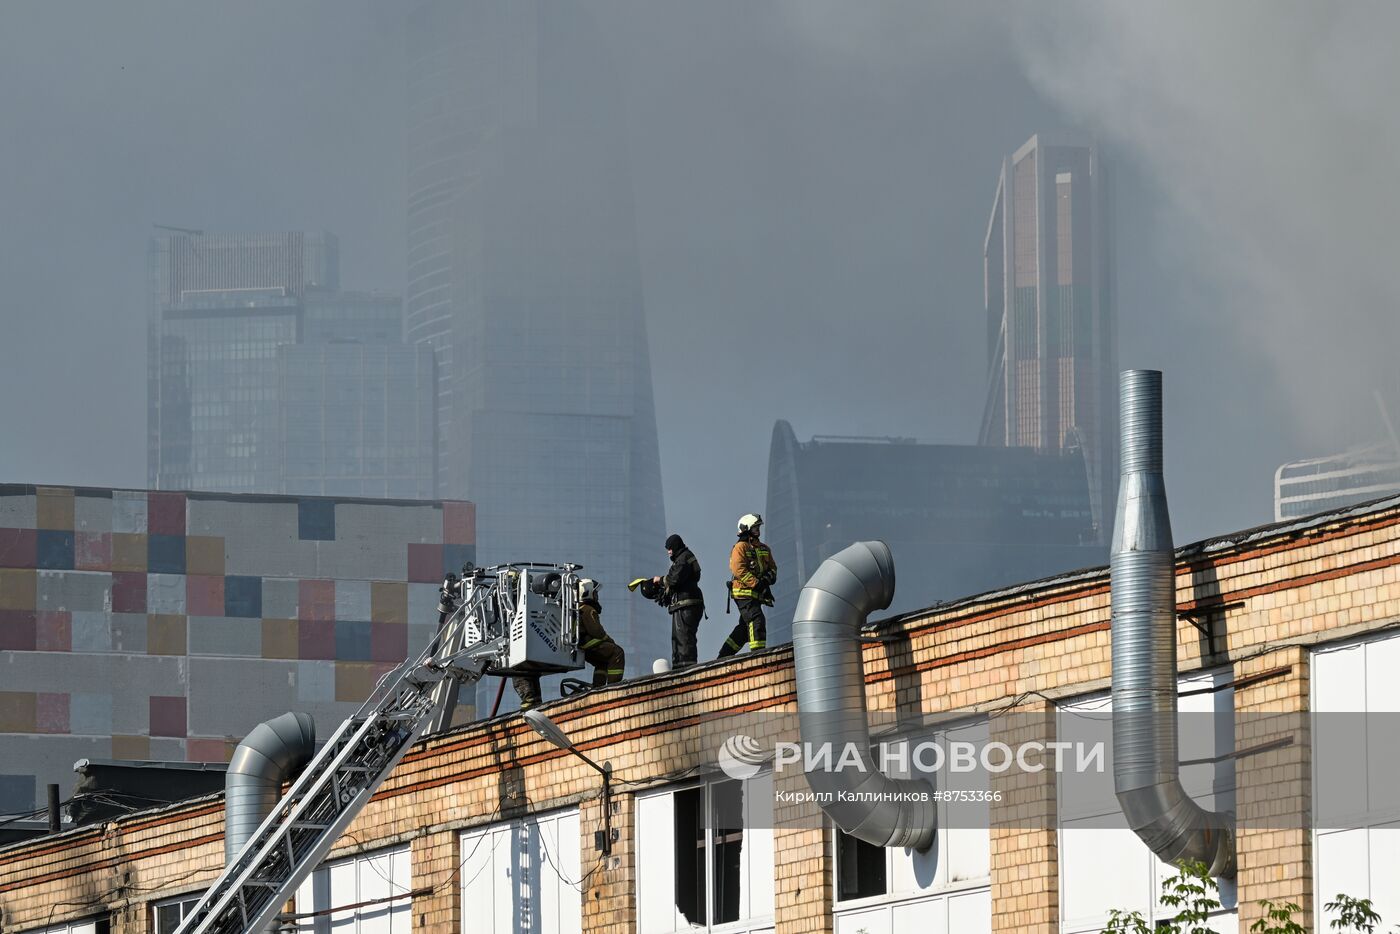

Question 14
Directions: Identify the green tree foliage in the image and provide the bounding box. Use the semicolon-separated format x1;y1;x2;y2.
1099;866;1392;934
1251;899;1305;934
1325;894;1383;933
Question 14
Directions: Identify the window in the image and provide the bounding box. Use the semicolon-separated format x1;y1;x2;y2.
636;774;774;933
1057;673;1237;933
830;721;992;933
26;920;109;934
152;895;199;933
291;845;411;933
1312;632;1400;929
458;808;582;934
835;833;886;902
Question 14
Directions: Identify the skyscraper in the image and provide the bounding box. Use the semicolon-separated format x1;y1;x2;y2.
979;135;1117;542
148;232;339;491
765;421;1104;645
405;1;667;673
147;233;434;498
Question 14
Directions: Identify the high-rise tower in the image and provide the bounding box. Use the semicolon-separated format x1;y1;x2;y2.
405;1;667;673
979;135;1117;541
147;232;339;492
147;232;434;498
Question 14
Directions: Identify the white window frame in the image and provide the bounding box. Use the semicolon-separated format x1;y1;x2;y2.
151;894;200;934
635;772;775;934
828;716;992;925
25;919;109;934
1311;629;1400;930
458;806;583;934
291;843;412;933
1056;671;1238;934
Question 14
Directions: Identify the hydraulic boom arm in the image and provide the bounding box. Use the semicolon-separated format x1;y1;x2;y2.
175;563;584;934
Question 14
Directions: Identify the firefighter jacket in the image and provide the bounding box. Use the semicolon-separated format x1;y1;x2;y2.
662;547;705;612
729;538;776;602
577;600;615;651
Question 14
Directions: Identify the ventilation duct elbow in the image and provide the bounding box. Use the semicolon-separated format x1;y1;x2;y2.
225;712;316;866
1111;370;1235;876
792;541;936;851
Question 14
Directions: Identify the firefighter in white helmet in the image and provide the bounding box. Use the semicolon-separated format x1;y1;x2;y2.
513;578;625;710
719;513;776;658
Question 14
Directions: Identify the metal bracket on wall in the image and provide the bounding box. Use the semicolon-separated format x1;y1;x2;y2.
1178;600;1245;649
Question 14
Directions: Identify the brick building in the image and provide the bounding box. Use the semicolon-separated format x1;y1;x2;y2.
0;484;474;817
3;493;1399;933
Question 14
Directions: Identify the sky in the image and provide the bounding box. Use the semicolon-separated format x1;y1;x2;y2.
2;2;1398;653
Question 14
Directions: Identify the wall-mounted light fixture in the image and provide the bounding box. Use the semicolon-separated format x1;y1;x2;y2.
522;709;616;854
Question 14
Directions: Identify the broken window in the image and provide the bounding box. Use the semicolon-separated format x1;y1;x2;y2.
638;774;774;933
836;830;888;902
710;779;744;924
673;785;707;925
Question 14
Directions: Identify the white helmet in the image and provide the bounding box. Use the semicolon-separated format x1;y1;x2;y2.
737;513;763;535
577;578;600;601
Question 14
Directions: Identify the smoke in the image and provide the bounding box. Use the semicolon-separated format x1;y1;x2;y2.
1010;2;1400;452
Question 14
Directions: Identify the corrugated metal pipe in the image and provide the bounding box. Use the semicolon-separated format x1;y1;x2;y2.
792;540;936;851
1111;370;1235;876
225;712;316;866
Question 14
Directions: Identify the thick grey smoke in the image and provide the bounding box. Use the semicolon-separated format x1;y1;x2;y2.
2;2;1396;654
1010;2;1400;451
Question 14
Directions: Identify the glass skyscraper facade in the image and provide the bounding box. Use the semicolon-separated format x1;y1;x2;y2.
148;233;434;499
157;289;300;493
147;232;339;489
278;342;436;500
766;421;1105;646
979;135;1117;543
405;1;668;674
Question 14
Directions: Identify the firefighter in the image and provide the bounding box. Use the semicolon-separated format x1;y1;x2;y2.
514;578;623;710
512;673;544;711
719;513;776;658
650;533;705;668
576;578;626;687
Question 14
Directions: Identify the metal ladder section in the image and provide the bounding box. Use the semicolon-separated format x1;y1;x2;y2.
175;592;499;934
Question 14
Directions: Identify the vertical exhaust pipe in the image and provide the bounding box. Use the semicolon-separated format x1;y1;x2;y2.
1111;370;1234;876
226;712;316;884
792;541;936;850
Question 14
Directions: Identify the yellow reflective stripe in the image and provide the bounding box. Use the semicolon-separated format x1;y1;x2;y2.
582;637;603;649
724;636;742;649
605;669;625;675
753;545;772;576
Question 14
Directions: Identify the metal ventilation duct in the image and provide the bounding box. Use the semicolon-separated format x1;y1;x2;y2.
225;712;316;866
792;540;936;850
1111;369;1235;876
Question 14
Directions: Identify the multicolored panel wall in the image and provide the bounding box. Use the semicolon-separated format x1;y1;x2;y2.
0;484;474;814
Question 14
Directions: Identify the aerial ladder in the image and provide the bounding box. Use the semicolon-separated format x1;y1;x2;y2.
174;562;590;934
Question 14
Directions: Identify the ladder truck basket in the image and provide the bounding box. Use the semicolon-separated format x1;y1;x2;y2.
451;562;586;676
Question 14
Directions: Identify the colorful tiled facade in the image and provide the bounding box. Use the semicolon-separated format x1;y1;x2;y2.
0;484;473;814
